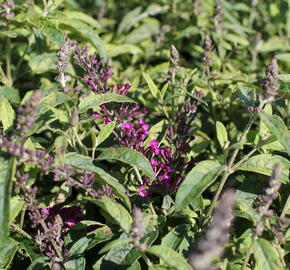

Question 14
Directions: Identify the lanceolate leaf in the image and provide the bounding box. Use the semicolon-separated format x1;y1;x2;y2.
78;93;135;113
88;198;132;233
0;154;14;243
175;160;224;212
64;152;130;209
259;112;290;156
146;245;192;270
236;154;290;183
96;121;116;146
143;72;159;98
0;97;15;131
9;196;24;225
97;147;156;179
216;121;229;149
253;238;284;270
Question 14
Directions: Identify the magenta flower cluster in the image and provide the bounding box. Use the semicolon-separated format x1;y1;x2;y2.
74;44;202;197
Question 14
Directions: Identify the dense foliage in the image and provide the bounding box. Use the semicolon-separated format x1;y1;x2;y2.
0;0;289;269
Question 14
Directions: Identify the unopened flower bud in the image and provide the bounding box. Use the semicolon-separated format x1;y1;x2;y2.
170;45;179;59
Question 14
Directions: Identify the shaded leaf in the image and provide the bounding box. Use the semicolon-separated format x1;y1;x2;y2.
64;257;86;270
104;228;158;266
0;240;18;269
161;224;190;252
238;85;256;108
89;198;132;232
69;237;91;255
98;238;131;254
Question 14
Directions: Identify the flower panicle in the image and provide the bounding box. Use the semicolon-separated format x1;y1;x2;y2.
263;57;279;99
254;163;282;236
203;34;214;77
0;131;54;174
14;90;42;139
73;45;112;93
130;206;147;251
190;189;235;270
55;36;77;91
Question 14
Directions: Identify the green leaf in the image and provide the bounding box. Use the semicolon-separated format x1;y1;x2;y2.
146;245;192;270
275;53;290;62
9;196;24;225
42;26;65;46
0;240;18;269
0;155;14;243
216;121;229;149
279;74;290;82
258;36;290;53
253;238;284;270
236;154;290;183
143;72;159;98
224;33;249;46
143;120;166;148
78;93;135;113
64;152;130;209
63;11;100;29
96;121;116;146
117;7;142;34
259;112;290;156
28;53;57;74
46;105;69;123
98;238;131;254
175;160;224;212
125;18;159;44
0;86;20;105
19;238;44;262
89;198;132;232
0;97;15;131
64;257;86;270
104;228;158;266
59;18;106;60
97;147;155;179
69;237;91;255
161;224;190;252
37;91;70;117
105;44;142;57
0;30;17;38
